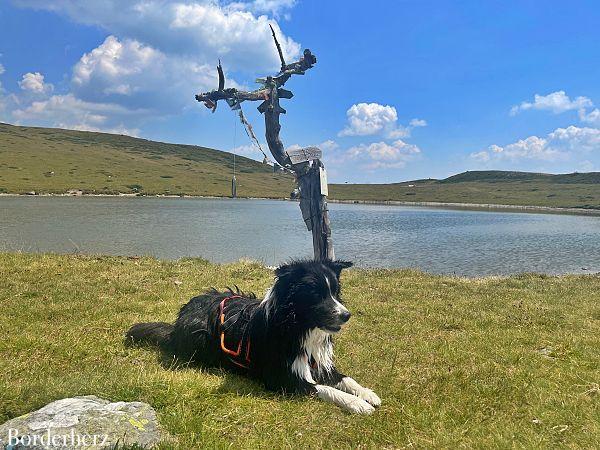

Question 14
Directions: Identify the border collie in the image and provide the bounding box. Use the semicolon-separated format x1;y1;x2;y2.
126;259;380;414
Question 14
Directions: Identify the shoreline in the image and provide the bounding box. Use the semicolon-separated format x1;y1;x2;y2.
1;192;599;216
328;199;600;216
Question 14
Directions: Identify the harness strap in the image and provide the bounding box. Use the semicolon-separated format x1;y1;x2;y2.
219;295;251;369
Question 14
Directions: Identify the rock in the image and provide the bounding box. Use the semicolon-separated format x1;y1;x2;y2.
0;396;163;449
25;191;36;196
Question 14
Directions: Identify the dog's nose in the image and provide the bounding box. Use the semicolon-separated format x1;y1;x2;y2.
339;310;351;323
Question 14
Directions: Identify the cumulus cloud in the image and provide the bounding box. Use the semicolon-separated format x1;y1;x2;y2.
339;102;426;139
579;108;600;127
347;139;421;170
0;63;5;75
227;0;297;17
7;0;300;134
71;36;220;112
409;118;427;127
510;90;593;116
12;1;299;73
12;93;144;135
318;139;339;152
339;103;397;137
471;126;600;164
5;35;218;132
18;72;54;95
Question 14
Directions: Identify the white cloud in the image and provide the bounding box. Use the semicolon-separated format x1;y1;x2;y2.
579;108;600;127
12;1;300;73
510;90;593;116
12;93;143;136
347;139;421;170
409;118;427;127
471;126;600;164
18;72;54;95
7;0;301;134
71;36;219;113
318;139;339;152
470;151;490;162
227;0;297;17
339;103;397;137
547;125;600;152
0;63;5;75
339;102;426;139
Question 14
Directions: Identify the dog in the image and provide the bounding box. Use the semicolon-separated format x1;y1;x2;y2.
126;259;381;414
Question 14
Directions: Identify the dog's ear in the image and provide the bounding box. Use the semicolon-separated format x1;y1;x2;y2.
326;260;353;278
274;262;295;279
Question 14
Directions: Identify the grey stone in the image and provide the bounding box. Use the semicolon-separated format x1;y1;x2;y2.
0;396;163;449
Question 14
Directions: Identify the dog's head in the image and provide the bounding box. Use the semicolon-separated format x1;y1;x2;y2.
270;259;354;333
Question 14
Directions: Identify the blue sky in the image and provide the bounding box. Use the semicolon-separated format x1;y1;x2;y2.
1;0;599;183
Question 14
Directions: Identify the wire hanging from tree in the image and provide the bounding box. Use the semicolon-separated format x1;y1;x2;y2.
238;106;271;164
231;104;237;198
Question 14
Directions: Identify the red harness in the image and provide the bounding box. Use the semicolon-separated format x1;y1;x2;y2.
219;295;319;371
219;295;251;369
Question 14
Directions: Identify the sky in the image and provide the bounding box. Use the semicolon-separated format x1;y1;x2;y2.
1;0;599;183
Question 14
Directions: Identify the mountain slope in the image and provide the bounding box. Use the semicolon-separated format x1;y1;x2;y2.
0;123;294;197
330;170;600;209
1;123;598;209
440;170;600;184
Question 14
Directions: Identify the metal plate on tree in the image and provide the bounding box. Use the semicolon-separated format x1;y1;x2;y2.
319;167;328;196
287;146;322;164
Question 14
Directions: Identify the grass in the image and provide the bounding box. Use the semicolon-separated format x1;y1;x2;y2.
1;252;599;448
2;123;600;210
0;123;294;198
330;176;600;210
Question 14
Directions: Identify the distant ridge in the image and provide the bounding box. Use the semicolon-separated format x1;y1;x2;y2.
440;170;600;184
1;123;598;210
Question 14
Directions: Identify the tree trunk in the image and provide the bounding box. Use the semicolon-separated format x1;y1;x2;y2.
297;160;334;260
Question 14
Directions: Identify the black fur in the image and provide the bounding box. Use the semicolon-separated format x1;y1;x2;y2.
126;259;354;395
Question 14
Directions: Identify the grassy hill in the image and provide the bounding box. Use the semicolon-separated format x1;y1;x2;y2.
1;123;599;209
1;253;599;448
0;122;294;198
330;170;600;209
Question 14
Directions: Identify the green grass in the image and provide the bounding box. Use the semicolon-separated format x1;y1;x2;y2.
1;253;599;448
330;173;600;210
0;123;294;198
1;122;600;209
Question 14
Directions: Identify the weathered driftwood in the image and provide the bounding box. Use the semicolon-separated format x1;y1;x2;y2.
296;160;334;260
195;29;333;260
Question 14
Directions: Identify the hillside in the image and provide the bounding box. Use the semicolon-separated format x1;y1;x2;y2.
1;123;599;210
330;170;600;209
440;170;600;184
0;123;294;198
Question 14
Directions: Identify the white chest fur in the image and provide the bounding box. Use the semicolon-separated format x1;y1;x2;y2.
291;328;334;383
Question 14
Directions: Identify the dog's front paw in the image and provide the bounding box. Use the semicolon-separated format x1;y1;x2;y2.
358;388;381;407
345;397;375;415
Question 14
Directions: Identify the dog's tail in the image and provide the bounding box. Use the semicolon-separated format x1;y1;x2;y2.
126;322;173;347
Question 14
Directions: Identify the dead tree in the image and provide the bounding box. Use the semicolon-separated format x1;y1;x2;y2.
195;26;334;260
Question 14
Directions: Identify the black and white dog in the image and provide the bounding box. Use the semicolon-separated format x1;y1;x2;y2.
126;259;380;414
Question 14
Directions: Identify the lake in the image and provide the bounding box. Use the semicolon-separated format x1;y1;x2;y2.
1;196;599;276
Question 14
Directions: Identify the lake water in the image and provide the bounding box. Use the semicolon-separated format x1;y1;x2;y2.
1;196;599;276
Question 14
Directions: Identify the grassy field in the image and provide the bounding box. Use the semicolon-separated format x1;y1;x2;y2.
0;123;294;198
1;122;600;209
1;253;599;448
330;171;600;210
